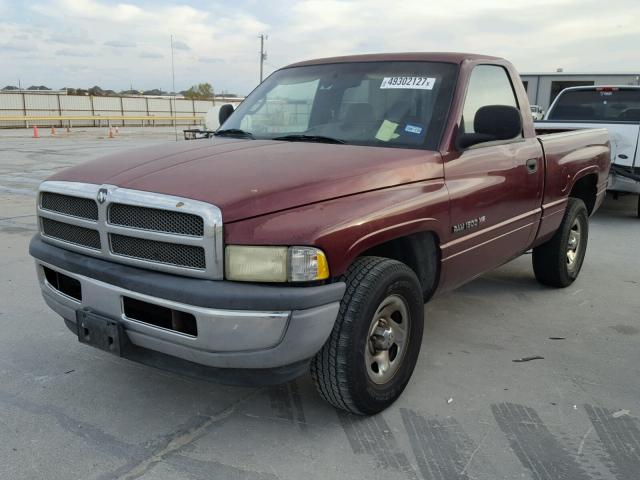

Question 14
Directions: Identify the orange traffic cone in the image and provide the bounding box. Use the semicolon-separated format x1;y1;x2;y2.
33;126;39;138
108;127;114;138
51;126;56;135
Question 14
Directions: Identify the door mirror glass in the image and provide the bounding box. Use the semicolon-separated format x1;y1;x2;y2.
218;104;234;126
475;104;522;139
457;105;522;149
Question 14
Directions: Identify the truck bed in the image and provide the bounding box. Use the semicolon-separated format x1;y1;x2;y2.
536;121;639;196
535;121;639;170
536;127;610;211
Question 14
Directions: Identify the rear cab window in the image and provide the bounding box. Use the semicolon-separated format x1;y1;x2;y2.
548;88;640;121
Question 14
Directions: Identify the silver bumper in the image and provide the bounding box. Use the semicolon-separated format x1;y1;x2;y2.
36;261;341;369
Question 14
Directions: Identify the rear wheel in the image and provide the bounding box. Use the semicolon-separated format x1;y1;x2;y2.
532;198;589;287
310;257;424;415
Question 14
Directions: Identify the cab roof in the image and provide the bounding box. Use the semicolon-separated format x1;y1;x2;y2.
285;52;503;69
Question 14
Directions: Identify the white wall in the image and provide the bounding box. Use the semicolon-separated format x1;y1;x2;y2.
0;93;243;128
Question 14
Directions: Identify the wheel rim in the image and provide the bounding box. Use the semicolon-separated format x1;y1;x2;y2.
365;294;410;385
566;218;582;272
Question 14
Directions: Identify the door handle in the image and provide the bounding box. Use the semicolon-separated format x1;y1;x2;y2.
526;158;538;174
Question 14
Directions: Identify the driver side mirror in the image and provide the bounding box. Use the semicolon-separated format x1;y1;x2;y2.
218;104;234;126
457;105;522;149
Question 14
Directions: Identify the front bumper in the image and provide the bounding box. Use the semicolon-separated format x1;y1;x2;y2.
30;236;345;382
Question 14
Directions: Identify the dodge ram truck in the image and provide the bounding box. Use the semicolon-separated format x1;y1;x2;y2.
30;53;610;414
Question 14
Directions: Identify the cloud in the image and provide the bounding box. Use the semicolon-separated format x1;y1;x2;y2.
139;51;163;59
55;48;92;57
172;40;190;51
0;42;32;52
32;0;147;22
104;39;136;48
3;0;639;95
199;57;224;64
49;29;94;45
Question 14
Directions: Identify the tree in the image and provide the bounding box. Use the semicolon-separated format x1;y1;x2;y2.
2;85;19;91
88;85;105;96
215;92;239;98
183;83;214;100
143;89;167;96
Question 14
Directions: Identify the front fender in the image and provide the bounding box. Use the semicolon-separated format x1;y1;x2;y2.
224;180;449;277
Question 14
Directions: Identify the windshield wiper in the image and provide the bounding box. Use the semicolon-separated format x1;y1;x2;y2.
214;129;254;139
272;134;345;144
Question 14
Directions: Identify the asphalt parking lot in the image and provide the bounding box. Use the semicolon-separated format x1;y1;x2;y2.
1;127;639;480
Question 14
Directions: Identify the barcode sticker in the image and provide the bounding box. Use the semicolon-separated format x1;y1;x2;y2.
380;77;436;90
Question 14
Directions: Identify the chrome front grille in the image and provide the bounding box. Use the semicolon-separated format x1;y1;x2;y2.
41;192;99;220
37;181;223;279
108;203;204;236
41;218;101;250
110;234;206;269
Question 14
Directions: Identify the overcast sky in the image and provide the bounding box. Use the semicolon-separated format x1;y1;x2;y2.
1;0;639;95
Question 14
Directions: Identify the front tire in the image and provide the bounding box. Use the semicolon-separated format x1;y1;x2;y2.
532;198;589;287
310;257;424;415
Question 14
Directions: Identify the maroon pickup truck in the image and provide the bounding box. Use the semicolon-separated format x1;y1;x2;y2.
30;53;610;414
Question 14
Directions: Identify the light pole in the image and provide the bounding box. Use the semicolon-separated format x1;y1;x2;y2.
170;35;177;141
259;34;267;83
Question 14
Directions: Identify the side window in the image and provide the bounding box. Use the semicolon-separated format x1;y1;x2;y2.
462;65;519;134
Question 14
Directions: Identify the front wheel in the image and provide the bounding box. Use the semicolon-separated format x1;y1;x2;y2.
532;198;589;287
310;257;424;415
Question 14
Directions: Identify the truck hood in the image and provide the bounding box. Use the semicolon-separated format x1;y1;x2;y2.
50;138;443;222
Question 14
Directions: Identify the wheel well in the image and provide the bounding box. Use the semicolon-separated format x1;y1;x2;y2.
569;174;597;215
359;231;440;301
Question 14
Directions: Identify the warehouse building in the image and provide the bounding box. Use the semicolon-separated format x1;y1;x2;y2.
520;72;640;112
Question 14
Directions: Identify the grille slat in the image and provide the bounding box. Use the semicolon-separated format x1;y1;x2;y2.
109;203;204;237
41;192;98;221
110;234;206;269
41;218;101;250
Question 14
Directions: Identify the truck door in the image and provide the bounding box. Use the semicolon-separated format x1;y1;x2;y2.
441;65;544;289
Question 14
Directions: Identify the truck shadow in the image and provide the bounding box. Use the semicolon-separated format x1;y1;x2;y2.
594;193;638;219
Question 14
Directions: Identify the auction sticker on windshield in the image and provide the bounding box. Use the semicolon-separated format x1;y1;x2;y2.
380;77;436;90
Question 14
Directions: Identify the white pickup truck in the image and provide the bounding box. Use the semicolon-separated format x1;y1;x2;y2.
535;85;640;217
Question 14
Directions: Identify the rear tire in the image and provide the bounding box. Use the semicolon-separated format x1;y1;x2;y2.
532;198;589;287
310;257;424;415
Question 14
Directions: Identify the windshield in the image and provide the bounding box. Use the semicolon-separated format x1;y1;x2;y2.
548;88;640;122
222;61;458;149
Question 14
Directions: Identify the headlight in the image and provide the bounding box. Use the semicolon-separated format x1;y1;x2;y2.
225;246;329;282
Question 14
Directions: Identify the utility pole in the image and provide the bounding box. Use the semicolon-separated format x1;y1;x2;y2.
258;34;267;83
170;35;178;142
